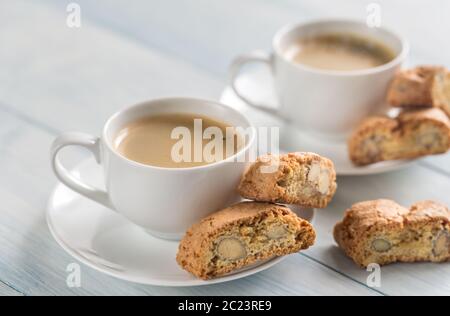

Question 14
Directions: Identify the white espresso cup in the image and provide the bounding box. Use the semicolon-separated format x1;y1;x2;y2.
51;98;255;240
230;19;409;140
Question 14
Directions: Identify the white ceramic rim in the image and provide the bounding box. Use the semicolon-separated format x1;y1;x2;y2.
273;18;409;77
102;97;256;172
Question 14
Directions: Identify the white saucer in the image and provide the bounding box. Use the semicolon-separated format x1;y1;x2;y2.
47;159;315;286
220;69;415;176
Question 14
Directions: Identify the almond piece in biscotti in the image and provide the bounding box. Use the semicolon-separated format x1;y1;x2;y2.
433;231;450;257
238;152;337;209
372;238;392;253
266;224;289;240
216;237;247;261
177;202;316;280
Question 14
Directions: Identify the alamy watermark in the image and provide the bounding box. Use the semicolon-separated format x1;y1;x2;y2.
366;3;382;28
66;263;81;288
170;120;280;173
66;3;82;28
366;263;381;288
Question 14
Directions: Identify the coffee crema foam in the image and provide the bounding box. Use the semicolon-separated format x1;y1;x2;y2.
114;113;245;168
284;33;396;71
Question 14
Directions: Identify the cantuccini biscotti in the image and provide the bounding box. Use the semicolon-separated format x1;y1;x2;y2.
334;199;450;267
348;108;450;165
387;66;445;107
432;70;450;118
177;202;316;280
238;153;337;208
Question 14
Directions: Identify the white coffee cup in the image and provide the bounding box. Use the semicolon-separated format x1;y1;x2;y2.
51;98;255;240
230;19;409;140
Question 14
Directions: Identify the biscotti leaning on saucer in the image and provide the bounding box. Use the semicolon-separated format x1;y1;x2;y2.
387;65;450;117
334;199;450;267
432;70;450;118
238;152;337;208
177;202;316;280
387;66;445;107
348;108;450;166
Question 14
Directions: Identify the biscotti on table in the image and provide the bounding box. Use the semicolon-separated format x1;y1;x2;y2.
177;202;316;280
334;199;450;267
348;108;450;165
238;152;337;208
387;65;450;118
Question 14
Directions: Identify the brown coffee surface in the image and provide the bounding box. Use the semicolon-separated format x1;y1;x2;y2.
284;33;396;71
114;113;243;168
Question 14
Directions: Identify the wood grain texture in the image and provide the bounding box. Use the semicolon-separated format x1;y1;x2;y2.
0;282;23;296
0;0;222;134
0;0;449;296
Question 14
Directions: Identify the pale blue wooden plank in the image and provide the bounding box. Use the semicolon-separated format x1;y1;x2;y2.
39;0;308;77
421;155;450;175
0;282;23;296
0;0;223;134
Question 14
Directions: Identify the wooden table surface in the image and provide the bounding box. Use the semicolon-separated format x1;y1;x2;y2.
1;0;449;296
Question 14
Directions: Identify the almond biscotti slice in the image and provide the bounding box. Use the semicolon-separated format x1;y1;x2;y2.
177;202;316;280
387;66;445;107
238;153;337;209
432;70;450;118
334;199;450;267
348;108;450;166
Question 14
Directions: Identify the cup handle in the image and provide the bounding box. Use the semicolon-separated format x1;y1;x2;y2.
229;50;279;116
50;132;113;209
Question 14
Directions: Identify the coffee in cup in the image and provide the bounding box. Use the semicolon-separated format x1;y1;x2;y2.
114;113;244;168
283;33;396;71
51;98;255;240
230;20;409;140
